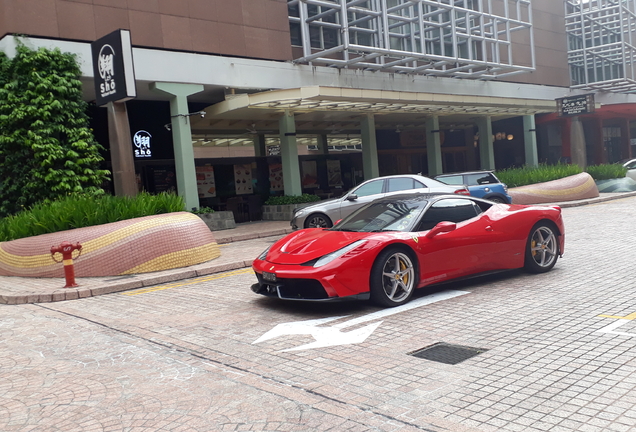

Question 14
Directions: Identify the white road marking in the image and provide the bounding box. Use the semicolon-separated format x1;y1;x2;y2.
254;290;469;351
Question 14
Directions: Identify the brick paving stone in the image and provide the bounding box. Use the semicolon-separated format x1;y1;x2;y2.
2;196;636;430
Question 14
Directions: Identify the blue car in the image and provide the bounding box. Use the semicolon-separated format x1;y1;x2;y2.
434;171;512;204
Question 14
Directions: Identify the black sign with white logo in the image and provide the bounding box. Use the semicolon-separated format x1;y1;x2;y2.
133;130;152;158
557;94;595;117
91;29;136;106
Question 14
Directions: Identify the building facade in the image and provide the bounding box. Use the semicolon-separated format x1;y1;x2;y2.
1;0;635;213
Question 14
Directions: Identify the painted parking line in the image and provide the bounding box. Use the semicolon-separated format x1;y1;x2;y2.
121;268;254;296
597;312;636;337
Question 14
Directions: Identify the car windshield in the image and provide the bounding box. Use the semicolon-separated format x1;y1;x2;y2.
331;198;428;232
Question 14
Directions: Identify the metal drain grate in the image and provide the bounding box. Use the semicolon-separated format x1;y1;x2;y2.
409;342;488;365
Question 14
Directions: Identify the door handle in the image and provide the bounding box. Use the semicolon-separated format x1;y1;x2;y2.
485;226;493;231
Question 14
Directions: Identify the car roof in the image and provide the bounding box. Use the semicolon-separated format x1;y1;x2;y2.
369;192;487;205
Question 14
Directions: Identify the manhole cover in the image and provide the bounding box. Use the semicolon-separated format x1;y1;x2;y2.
409;342;487;365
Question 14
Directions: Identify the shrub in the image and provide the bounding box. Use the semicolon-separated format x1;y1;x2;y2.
496;163;582;188
0;44;110;217
585;164;628;180
264;194;321;205
0;192;185;242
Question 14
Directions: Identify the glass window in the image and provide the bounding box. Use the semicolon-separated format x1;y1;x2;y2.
466;173;498;185
334;199;428;232
353;180;384;197
435;175;463;185
417;198;480;231
387;177;416;192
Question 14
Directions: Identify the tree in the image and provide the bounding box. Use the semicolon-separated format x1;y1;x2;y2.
0;44;110;216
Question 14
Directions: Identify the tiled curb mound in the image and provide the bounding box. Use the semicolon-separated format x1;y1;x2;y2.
509;172;599;205
0;212;220;277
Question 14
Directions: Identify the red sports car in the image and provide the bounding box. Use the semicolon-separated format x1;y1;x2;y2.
251;194;565;307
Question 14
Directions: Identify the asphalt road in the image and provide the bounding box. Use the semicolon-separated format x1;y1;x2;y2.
2;196;635;432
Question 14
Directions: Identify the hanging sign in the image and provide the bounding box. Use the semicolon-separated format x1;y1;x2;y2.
91;29;137;106
557;94;595;117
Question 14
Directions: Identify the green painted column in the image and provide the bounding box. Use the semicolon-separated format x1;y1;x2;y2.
253;134;266;157
523;115;539;167
477;116;495;170
150;82;203;211
426;116;443;176
361;114;379;180
279;111;302;196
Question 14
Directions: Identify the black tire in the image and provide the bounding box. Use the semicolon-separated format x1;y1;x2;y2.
304;213;332;228
524;221;559;273
487;196;506;204
370;247;416;307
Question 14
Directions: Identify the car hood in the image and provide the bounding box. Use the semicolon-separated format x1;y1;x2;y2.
266;229;369;265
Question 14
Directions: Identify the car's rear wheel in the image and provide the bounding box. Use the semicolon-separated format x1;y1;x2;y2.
524;221;559;273
370;248;416;307
304;213;332;228
488;196;506;204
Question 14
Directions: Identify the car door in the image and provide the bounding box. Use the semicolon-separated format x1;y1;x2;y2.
338;179;386;220
413;198;495;285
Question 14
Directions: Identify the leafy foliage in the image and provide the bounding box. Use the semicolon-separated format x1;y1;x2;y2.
264;194;322;205
496;164;583;188
0;44;110;217
585;164;628;180
0;192;185;242
496;163;628;187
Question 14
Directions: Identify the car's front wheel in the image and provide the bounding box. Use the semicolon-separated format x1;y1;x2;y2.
524;221;559;273
370;248;416;307
304;213;333;228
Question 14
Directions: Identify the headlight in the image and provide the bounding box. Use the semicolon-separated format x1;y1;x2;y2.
257;246;271;261
313;240;367;268
293;208;307;217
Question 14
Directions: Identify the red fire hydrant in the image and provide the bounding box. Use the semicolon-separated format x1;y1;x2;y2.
51;241;82;288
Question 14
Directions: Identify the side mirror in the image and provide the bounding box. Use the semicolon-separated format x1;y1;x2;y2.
425;221;456;238
346;194;358;201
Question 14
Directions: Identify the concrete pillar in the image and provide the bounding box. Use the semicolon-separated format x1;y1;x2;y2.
279;110;302;196
253;134;266;157
360;114;379;180
570;116;587;168
426;116;443;175
150;82;203;211
106;101;138;196
620;118;632;160
592;117;605;165
523;115;539;167
476;116;495;170
317;134;329;155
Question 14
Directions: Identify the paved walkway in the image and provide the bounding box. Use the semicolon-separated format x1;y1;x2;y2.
1;191;635;305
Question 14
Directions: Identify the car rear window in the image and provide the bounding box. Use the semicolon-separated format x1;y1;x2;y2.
387;177;417;192
435;175;463;185
466;173;498;185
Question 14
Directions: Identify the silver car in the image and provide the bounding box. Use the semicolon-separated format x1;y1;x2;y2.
291;174;470;229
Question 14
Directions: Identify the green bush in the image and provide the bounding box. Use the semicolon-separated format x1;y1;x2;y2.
585;164;628;180
497;163;629;188
0;192;185;242
496;163;583;188
264;194;321;206
0;44;110;217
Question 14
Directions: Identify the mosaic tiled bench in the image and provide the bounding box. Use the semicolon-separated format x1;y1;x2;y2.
509;172;599;205
0;212;220;277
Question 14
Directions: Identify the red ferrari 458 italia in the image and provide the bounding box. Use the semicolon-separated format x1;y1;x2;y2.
251;193;565;307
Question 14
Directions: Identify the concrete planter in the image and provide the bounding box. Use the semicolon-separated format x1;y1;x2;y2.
197;211;236;230
262;202;315;221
